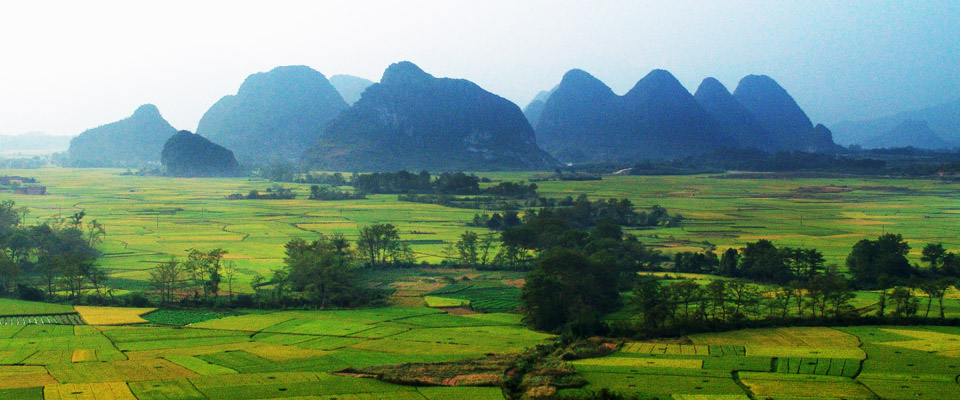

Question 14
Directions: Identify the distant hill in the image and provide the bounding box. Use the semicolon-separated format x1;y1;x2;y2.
694;77;775;151
732;75;839;153
67;104;177;167
303;61;556;171
522;89;555;129
863;119;955;150
831;98;960;149
535;69;730;163
0;132;71;155
161;131;238;177
329;75;375;105
196;66;349;163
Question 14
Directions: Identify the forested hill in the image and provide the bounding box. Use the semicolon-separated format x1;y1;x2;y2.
303;61;556;172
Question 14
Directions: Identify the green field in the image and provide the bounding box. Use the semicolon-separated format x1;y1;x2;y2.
3;168;958;295
0;301;551;399
3;168;960;398
29;167;958;321
563;325;960;399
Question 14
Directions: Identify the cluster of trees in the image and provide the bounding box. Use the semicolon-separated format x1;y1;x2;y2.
675;240;826;284
516;212;666;334
229;185;296;200
522;228;960;337
354;224;415;267
351;171;466;194
921;242;960;277
309;185;365;201
151;235;382;309
631;268;856;335
470;196;680;233
442;231;500;268
150;248;237;304
259;162;348;186
0;201;106;300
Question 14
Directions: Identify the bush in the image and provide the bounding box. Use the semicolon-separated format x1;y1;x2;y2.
16;284;45;302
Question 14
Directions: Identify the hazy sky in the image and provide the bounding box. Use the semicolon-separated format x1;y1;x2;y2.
1;0;958;136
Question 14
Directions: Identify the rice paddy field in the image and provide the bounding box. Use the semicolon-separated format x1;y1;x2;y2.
4;297;958;399
2;168;959;295
563;325;960;399
0;300;548;399
2;168;960;398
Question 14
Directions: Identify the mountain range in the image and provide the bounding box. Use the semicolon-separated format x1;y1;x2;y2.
58;62;931;172
67;104;178;167
531;70;839;163
196;66;349;163
831;98;960;149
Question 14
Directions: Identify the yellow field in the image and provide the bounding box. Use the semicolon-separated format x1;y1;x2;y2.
74;306;155;326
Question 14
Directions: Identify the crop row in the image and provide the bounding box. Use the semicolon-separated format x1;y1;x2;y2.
0;313;85;326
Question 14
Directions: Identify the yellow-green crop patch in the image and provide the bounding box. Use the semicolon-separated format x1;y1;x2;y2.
738;372;875;399
858;377;960;400
572;372;747;397
424;296;470;308
127;378;208;400
6;168;960;293
0;298;75;317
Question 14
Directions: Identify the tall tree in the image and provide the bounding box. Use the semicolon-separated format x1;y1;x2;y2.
847;234;913;286
921;243;947;272
150;259;184;304
284;236;360;308
356;224;407;266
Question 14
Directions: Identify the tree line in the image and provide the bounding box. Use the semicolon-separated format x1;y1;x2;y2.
0;200;106;301
520;226;960;338
147;224;416;308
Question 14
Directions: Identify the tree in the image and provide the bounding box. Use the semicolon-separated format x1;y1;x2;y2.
284;237;360;308
820;267;856;319
917;278;953;318
182;248;227;300
251;273;265;306
0;252;19;294
633;277;668;331
356;224;405;266
521;249;619;333
455;231;479;266
271;269;288;303
719;247;739;277
889;286;919;319
150;259;183;304
667;280;702;323
921;243;947;272
223;261;237;299
739;240;792;284
847;234;913;286
876;274;891;318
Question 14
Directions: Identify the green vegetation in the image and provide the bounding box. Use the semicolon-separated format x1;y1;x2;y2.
0;298;74;316
141;309;233;326
2;167;960;398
